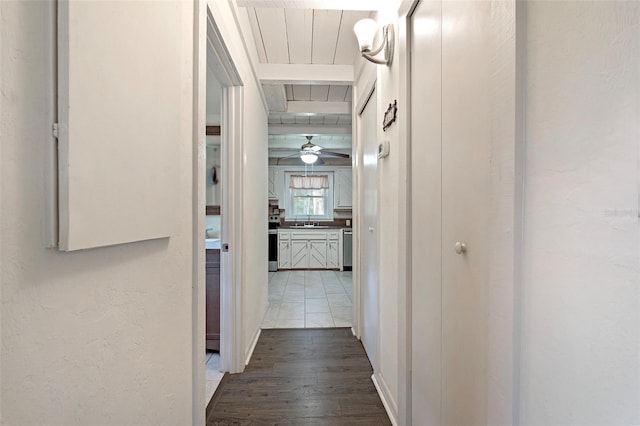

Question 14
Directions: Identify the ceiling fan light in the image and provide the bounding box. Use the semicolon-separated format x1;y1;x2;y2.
300;153;318;164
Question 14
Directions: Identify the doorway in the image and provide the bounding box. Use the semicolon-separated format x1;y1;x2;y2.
194;4;246;417
204;69;223;404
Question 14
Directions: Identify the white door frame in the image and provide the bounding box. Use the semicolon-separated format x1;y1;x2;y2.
192;3;245;424
396;3;419;425
206;2;245;375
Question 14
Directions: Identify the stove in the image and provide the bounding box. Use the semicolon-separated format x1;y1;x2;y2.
268;215;280;271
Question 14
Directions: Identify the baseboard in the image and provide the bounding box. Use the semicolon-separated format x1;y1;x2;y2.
372;372;398;426
245;327;261;366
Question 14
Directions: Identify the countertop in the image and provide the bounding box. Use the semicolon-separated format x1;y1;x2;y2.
278;225;347;231
206;238;221;250
278;226;348;230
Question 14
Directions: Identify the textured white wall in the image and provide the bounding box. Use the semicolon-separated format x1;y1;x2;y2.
353;7;401;421
520;2;640;424
486;1;519;423
1;1;195;424
207;0;269;361
374;6;400;420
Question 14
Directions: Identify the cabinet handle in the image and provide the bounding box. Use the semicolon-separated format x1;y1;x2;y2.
455;242;467;254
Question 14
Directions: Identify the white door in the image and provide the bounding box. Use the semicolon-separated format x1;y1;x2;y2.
359;88;378;370
440;2;491;423
411;1;491;424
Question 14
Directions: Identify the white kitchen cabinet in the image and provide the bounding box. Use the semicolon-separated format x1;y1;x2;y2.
290;240;308;269
327;239;340;269
268;167;278;200
278;229;341;270
268;166;286;207
335;168;353;209
278;231;291;269
309;240;328;268
327;231;341;270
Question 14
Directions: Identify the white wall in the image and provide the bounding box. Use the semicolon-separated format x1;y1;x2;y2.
373;10;400;424
353;5;403;421
520;2;640;424
365;1;638;425
1;1;195;424
206;215;221;238
206;0;269;362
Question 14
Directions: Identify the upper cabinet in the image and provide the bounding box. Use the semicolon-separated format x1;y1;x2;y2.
335;169;353;209
268;167;279;201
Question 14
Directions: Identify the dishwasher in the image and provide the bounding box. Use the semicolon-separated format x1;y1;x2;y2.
343;228;352;271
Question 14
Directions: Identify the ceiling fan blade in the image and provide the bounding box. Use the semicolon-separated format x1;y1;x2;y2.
278;152;302;159
319;150;350;159
315;157;325;165
269;148;300;152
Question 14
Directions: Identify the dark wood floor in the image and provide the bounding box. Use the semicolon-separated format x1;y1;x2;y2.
206;328;392;426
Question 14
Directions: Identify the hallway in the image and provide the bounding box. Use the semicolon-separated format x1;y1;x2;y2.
206;328;391;425
1;1;638;425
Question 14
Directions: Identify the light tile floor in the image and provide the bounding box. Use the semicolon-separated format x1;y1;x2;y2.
205;352;223;406
262;270;353;329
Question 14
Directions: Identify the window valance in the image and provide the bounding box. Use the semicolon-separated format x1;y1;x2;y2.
289;174;329;189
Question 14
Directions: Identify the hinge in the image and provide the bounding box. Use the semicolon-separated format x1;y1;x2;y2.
52;123;59;139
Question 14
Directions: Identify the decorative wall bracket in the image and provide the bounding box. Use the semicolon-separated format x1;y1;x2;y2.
383;100;397;131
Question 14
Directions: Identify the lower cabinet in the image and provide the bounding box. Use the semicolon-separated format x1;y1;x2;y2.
278;232;291;269
327;239;340;269
308;240;328;268
278;240;291;269
291;239;309;268
206;249;220;352
278;230;341;270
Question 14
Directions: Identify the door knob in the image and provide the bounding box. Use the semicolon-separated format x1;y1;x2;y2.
455;242;467;254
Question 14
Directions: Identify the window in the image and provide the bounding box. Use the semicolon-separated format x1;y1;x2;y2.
285;172;334;221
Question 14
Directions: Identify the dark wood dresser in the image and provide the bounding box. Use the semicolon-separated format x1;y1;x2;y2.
206;249;221;352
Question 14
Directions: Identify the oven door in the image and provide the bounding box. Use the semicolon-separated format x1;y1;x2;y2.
268;230;278;271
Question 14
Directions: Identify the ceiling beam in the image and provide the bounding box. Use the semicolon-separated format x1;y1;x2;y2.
259;64;353;85
236;0;383;11
268;124;351;135
262;84;288;112
286;101;351;115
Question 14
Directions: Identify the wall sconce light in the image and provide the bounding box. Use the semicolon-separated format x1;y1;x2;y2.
353;19;394;66
300;152;318;164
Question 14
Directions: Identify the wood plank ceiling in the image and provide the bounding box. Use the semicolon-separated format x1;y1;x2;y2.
246;8;369;65
268;84;352;126
239;2;377;157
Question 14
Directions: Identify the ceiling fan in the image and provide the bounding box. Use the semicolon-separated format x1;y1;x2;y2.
271;136;350;165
